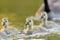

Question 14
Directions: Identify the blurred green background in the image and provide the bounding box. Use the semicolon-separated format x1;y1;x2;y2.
0;0;43;29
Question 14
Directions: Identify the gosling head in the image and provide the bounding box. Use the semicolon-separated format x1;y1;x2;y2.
25;17;33;27
40;12;48;19
2;17;8;26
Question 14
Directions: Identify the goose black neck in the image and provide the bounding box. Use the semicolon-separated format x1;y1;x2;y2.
44;0;50;13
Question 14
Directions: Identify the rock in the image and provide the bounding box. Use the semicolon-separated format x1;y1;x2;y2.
3;27;20;38
25;30;32;35
0;32;10;40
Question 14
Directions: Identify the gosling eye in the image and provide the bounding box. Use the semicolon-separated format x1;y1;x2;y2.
29;20;31;22
5;21;7;22
41;14;45;19
41;16;44;19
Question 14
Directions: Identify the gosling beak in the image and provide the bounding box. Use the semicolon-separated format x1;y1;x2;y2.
26;22;29;26
40;16;44;19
